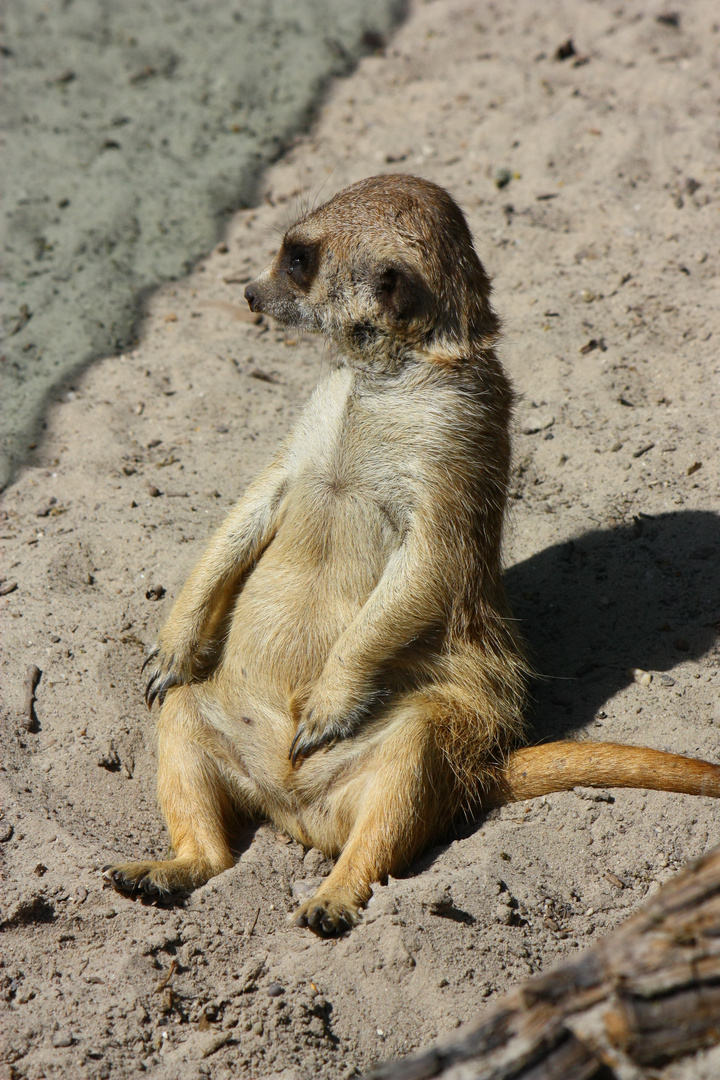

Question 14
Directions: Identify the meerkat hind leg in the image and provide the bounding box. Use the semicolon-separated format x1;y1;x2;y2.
294;704;454;934
105;686;237;899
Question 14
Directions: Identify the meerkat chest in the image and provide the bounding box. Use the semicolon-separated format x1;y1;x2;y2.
287;369;414;521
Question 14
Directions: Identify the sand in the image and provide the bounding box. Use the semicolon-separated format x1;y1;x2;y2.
1;1;719;1078
0;0;404;489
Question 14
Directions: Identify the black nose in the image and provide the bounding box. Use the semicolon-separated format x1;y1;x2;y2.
244;283;258;311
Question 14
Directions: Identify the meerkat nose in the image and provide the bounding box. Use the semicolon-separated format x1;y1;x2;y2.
244;283;260;311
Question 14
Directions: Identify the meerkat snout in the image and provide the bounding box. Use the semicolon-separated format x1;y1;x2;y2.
243;238;321;326
243;282;260;311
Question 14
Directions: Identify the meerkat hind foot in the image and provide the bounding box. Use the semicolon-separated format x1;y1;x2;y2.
103;856;219;901
293;890;361;936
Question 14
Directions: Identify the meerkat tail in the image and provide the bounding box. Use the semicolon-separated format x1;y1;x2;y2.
481;741;720;809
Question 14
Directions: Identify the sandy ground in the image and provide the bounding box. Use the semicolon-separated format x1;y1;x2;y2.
0;0;403;489
2;1;720;1078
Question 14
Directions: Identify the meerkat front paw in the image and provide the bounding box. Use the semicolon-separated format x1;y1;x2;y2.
289;684;372;763
142;625;207;707
142;645;188;708
289;710;349;763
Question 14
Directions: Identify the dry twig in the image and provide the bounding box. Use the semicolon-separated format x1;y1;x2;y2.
21;665;41;733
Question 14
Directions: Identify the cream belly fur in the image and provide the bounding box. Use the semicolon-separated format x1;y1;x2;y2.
104;175;720;935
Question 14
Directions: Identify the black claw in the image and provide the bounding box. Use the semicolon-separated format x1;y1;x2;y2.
289;725;336;765
145;676;157;709
142;878;159;895
289;729;303;764
289;726;314;765
145;671;181;709
145;667;160;707
155;674;178;706
108;872;133;893
145;674;163;710
295;912;308;927
141;646;160;675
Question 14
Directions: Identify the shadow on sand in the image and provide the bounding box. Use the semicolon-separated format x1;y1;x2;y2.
505;508;720;743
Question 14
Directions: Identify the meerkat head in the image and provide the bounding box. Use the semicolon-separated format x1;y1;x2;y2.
244;174;499;370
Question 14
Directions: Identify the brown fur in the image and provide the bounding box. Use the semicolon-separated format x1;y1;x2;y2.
104;175;720;933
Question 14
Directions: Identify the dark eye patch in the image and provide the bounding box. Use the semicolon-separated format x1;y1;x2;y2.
282;241;319;290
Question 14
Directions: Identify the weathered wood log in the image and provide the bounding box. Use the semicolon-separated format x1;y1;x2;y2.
365;845;720;1079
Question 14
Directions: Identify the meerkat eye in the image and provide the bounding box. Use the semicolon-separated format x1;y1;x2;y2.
283;242;318;289
290;251;307;273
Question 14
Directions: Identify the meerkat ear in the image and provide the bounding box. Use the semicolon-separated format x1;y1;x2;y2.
373;264;432;324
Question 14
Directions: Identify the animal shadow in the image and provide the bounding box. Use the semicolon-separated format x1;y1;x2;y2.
504;509;720;742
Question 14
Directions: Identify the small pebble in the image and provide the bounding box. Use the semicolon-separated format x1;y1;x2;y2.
52;1031;74;1047
555;38;576;61
426;885;453;915
628;668;652;686
495;903;514;924
521;411;554;435
267;982;284;998
580;288;595;302
660;674;676;687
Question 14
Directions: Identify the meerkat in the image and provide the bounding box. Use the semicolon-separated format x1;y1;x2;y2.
104;175;720;934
